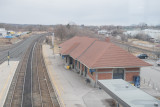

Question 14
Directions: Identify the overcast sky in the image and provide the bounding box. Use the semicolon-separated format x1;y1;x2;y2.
0;0;160;25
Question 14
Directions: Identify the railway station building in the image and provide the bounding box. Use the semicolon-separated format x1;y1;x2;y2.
59;36;151;87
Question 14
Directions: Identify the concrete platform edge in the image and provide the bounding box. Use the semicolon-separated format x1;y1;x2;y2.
42;44;65;107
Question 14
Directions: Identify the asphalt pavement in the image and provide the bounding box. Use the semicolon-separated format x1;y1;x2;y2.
140;59;160;93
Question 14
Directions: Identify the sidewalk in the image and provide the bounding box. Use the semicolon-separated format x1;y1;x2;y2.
0;60;19;107
42;44;112;107
140;79;160;98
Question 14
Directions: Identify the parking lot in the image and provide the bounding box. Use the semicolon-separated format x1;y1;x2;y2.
140;59;160;93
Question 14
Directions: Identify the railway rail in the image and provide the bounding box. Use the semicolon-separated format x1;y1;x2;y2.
4;36;59;107
0;35;39;64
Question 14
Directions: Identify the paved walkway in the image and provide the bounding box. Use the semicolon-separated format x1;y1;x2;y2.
43;44;112;107
0;60;19;107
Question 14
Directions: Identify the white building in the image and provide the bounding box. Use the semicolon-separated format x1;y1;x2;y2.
143;29;160;39
98;30;111;36
124;29;160;39
123;30;140;36
0;28;7;37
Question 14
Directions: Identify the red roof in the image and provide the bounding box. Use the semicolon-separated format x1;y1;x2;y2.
78;41;151;68
70;37;97;59
59;36;80;55
60;36;151;69
59;36;97;57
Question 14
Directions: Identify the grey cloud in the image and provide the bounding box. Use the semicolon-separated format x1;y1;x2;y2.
0;0;160;25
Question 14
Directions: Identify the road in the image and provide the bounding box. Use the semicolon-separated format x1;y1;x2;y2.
140;59;160;90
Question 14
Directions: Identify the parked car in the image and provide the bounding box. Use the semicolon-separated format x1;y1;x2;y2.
156;59;160;66
137;54;148;59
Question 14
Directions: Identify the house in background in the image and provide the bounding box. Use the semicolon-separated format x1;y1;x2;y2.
59;36;151;87
0;28;7;37
98;30;111;36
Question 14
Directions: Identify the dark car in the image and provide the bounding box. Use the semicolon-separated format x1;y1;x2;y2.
156;59;160;66
137;54;148;59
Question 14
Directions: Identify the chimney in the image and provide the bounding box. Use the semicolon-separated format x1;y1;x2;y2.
105;37;110;42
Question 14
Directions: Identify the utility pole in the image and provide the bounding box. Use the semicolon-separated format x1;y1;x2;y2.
8;51;10;65
52;33;55;56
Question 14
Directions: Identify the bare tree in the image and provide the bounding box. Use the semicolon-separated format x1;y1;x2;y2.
139;23;148;30
111;29;123;37
135;32;150;41
54;25;66;41
119;34;128;42
54;24;99;40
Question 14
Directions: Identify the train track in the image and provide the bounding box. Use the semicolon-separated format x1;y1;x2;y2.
4;36;59;107
0;39;25;52
0;35;39;64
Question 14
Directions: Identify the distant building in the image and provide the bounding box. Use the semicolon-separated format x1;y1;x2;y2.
98;30;111;36
0;28;7;37
7;30;15;35
124;29;160;39
143;29;160;39
59;36;151;87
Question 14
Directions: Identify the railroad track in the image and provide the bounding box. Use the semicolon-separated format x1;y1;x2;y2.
4;36;59;107
0;39;25;52
0;36;38;64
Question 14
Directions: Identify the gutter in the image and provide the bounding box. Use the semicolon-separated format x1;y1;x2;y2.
92;65;152;69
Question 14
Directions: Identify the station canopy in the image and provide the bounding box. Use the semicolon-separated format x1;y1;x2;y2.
98;79;160;107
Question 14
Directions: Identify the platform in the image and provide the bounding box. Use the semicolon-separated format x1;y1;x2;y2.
43;44;112;107
0;60;19;107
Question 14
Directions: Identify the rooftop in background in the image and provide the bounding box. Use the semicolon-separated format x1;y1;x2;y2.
0;28;6;31
98;79;160;107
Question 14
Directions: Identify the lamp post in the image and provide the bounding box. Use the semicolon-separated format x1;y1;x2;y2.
52;33;54;48
52;33;55;56
8;51;10;65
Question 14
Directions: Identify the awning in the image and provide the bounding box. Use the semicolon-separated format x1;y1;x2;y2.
98;79;160;107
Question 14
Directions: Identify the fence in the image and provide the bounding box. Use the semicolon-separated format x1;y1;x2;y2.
111;40;159;59
140;77;160;93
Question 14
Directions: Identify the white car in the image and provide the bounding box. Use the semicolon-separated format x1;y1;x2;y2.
156;59;160;66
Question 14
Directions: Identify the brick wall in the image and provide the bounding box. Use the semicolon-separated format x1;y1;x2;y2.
98;73;112;80
80;63;82;71
97;68;113;72
125;68;140;71
96;68;140;81
125;72;139;81
82;64;84;72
